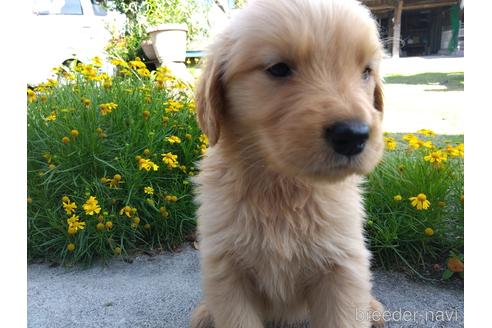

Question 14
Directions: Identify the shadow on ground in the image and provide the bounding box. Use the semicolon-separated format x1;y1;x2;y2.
384;72;464;92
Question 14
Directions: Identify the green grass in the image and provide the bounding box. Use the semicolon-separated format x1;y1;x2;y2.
384;72;464;91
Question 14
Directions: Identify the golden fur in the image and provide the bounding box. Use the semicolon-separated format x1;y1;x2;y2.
191;0;385;327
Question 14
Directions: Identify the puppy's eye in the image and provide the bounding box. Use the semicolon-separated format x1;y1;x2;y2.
362;66;372;81
266;63;293;78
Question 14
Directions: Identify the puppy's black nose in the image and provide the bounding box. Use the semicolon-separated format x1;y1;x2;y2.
325;121;370;156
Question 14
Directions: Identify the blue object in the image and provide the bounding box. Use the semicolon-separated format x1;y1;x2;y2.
186;50;206;58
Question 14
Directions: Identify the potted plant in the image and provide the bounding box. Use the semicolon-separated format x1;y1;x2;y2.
147;23;188;64
145;0;202;65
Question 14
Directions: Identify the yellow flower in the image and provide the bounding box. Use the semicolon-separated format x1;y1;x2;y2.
409;193;431;210
98;102;118;116
417;129;437;137
105;221;113;230
138;158;159;171
63;200;77;215
161;152;178;169
62;136;70;144
144;186;154;195
424;227;434;236
446;143;464;158
137;68;151;77
70;129;79;138
81;97;92;107
82;196;101;215
67;243;76;252
45;111;57;122
45;79;58;88
164;100;184;113
120;206;132;218
96;222;105;231
143;110;151;120
166;135;182;144
445;145;460;157
110;58;128;68
409;138;433;149
199;134;209;145
129;57;146;70
102;75;112;89
67;214;86;232
114;247;122;255
96;128;107;139
424;151;447;166
133;217;141;225
384;137;397;150
109;174;122;189
393;195;402;201
160;206;170;218
27;89;37;103
165;195;178;202
143;149;151;156
91;56;103;67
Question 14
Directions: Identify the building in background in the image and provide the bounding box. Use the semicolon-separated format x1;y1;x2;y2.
361;0;464;57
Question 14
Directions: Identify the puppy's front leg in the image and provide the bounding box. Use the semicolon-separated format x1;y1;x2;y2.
202;257;263;328
307;262;374;328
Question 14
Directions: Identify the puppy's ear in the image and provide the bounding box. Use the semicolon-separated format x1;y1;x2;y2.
373;77;384;112
196;46;226;146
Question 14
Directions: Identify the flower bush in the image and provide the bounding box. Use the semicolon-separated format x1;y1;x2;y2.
365;130;464;278
27;57;205;264
27;58;464;279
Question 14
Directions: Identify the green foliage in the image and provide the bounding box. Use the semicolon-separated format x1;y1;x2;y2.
365;132;464;278
104;0;211;61
27;61;464;281
27;59;206;265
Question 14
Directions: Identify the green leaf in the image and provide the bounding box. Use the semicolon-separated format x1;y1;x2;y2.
442;269;454;280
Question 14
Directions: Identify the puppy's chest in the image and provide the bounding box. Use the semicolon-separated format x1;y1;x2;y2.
233;206;340;301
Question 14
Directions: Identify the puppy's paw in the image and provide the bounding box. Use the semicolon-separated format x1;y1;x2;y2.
369;298;385;328
190;301;215;328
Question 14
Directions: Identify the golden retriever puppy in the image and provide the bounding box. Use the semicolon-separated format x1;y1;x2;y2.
191;0;385;327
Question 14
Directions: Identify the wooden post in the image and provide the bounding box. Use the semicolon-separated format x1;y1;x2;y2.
392;0;404;58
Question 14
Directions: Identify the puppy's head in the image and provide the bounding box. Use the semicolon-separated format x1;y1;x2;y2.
197;0;385;182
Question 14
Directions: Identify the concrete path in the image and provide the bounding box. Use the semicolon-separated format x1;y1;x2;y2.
28;246;463;328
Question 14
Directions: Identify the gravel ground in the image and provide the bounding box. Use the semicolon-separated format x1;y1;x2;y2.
28;246;463;328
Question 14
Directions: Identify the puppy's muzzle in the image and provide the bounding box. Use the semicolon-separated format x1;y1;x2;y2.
325;121;369;156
